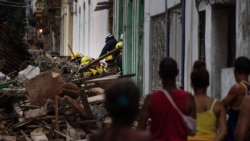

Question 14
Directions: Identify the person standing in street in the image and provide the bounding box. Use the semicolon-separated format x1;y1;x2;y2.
138;57;196;141
188;61;227;141
90;80;152;141
222;56;250;141
99;34;118;57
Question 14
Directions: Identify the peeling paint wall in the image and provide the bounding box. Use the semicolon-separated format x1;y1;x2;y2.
236;0;250;57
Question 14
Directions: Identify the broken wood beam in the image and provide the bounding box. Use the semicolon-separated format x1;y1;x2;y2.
64;95;88;118
80;90;94;119
61;88;79;99
20;130;32;141
55;95;59;139
87;95;105;104
41;121;74;141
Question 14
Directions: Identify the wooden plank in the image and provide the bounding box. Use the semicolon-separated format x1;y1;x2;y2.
80;90;94;119
87;95;105;104
64;95;88;118
61;88;79;99
20;130;32;141
55;95;59;139
83;74;136;84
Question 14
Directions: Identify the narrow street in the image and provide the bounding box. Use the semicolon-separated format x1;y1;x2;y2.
0;0;250;141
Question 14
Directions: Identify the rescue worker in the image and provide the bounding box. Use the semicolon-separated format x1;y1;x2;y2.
81;56;103;77
99;34;118;57
105;55;120;74
81;56;96;77
70;51;83;64
96;62;105;75
115;34;123;73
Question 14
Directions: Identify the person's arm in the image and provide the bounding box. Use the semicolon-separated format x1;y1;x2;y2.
222;84;242;111
234;96;250;141
186;92;196;119
138;94;151;130
185;92;196;136
214;101;227;141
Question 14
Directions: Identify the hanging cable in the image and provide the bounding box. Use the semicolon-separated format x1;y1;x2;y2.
0;3;27;8
0;0;26;5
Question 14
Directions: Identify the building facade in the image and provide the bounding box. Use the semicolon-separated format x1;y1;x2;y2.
143;0;237;98
71;0;110;58
113;0;144;91
29;0;61;52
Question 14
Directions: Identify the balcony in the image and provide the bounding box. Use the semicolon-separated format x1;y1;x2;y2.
33;0;44;17
47;0;61;13
34;7;44;17
196;0;236;6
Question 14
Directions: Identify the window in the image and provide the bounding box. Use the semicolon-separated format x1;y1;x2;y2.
199;11;206;61
168;6;182;87
227;6;236;67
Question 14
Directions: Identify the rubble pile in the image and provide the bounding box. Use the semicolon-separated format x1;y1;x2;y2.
0;46;133;140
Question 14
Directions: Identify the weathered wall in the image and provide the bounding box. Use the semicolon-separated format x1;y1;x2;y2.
144;0;167;94
220;0;250;100
221;68;235;99
209;8;229;98
236;0;250;57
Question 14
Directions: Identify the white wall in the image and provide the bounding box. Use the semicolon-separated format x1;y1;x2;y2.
143;0;152;95
168;0;181;8
148;0;166;16
72;0;109;58
60;2;69;55
30;0;37;13
184;0;199;92
221;68;235;99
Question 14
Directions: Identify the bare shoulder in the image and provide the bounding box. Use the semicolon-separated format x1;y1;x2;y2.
186;92;195;102
185;92;196;118
244;96;250;102
133;130;153;141
213;99;225;113
230;83;246;95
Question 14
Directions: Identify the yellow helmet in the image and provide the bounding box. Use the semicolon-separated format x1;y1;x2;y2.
105;55;114;61
89;68;97;75
71;51;82;59
81;56;91;65
115;41;123;49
